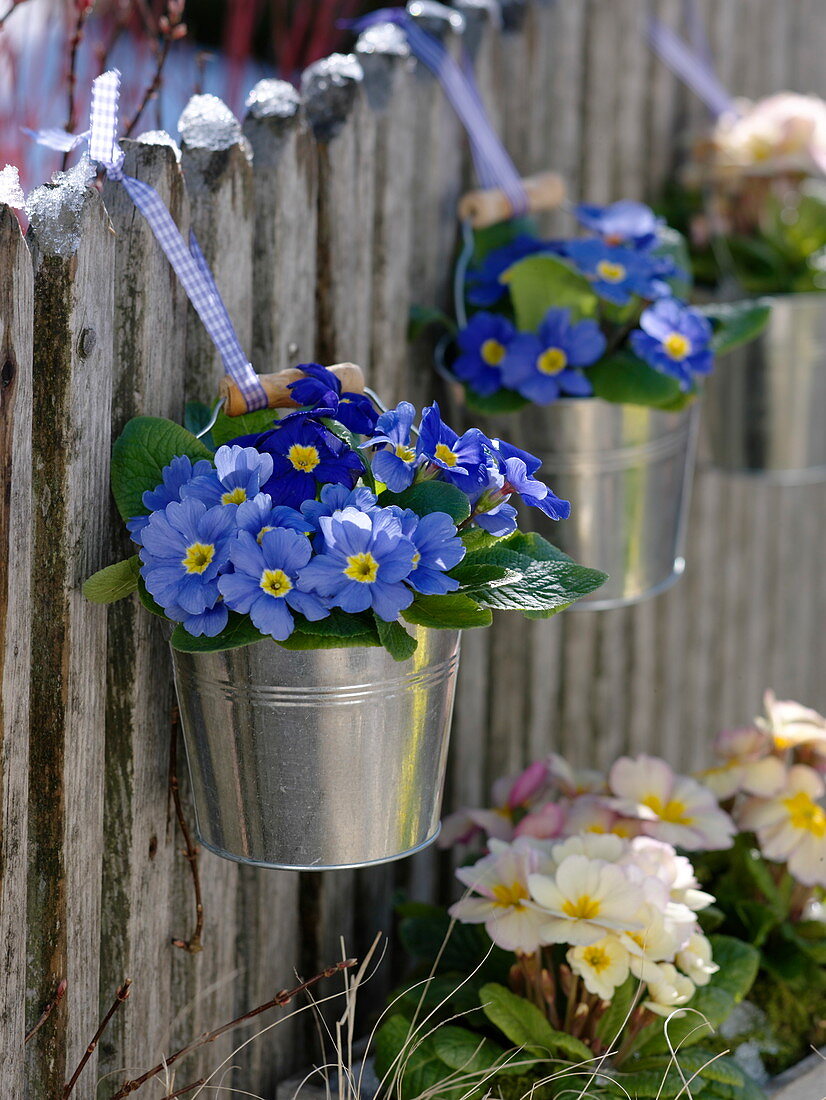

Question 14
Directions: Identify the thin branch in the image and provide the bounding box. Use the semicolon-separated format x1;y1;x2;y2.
164;1079;206;1099
169;705;204;954
62;979;132;1098
109;959;357;1099
123;0;187;137
24;979;67;1044
62;1;93;169
0;0;33;30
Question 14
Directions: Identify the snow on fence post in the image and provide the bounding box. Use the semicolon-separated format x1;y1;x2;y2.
98;137;190;1087
243;79;319;373
0;204;33;1096
26;177;115;1099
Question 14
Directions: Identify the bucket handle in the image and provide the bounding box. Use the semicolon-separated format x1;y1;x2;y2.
219;363;366;418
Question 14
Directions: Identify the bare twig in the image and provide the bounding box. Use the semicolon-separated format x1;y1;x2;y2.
0;0;33;30
169;705;204;954
24;979;67;1044
164;1079;206;1099
62;0;94;168
109;959;357;1099
123;0;187;137
62;979;132;1098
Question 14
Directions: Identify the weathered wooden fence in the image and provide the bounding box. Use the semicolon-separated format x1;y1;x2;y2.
2;1;826;1095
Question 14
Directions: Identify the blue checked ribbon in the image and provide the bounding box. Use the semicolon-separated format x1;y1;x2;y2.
349;9;529;217
647;15;736;119
29;70;268;412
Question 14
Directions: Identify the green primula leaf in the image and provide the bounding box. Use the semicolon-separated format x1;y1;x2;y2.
409;304;457;342
471;216;538;265
698;300;772;357
465;556;606;615
374;1016;448;1100
83;556;140;603
276;630;381;652
734;899;779;947
184;400;215;438
398;912;512;984
464;386;529;416
379;481;471;526
432;1026;519;1076
376;617;419;662
170;612;267;653
111;416;214;523
630;1048;746;1089
136;577;168;619
296;608;377;639
449;561;520;590
402;594;493;631
594;976;638;1045
705;935;760;1001
210;407;280;448
479;983;592;1063
501;253;599;329
460;527;500;553
586;350;695;411
501;529;575;564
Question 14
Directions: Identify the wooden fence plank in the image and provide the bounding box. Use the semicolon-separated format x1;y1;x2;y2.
0;205;33;1096
26;175;114;1099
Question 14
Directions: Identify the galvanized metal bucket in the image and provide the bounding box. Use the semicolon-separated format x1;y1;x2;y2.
516;399;701;610
704;293;826;483
171;628;461;871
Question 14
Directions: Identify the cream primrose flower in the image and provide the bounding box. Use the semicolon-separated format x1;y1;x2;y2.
551;832;628;865
528;854;643;947
622;836;715;912
450;838;550;953
618;886;696;984
676;932;719;987
737;764;826;888
608;755;736;851
758;690;826;755
698;725;786;800
643;962;696;1018
711;93;826;175
568;935;631;1002
562;794;643;839
545;753;606;798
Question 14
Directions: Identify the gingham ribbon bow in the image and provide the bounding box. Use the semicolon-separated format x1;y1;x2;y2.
31;70;268;412
647;7;736;119
350;9;529;218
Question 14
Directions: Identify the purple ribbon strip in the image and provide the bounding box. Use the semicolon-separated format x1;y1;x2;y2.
30;69;268;413
350;8;529;217
647;17;736;120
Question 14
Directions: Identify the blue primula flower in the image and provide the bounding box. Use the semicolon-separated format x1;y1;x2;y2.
362;401;420;492
288;363;378;434
416;403;487;492
466;235;563;307
300;483;380;533
575;201;663;251
453;313;517;396
127;454;214;540
235;418;363;509
139;497;236;632
182;445;274;509
396;509;465;596
299;506;417;621
502;308;605;404
564;239;670;306
466;463;519;537
218;528;328;640
236;493;311;542
465;438;571;535
630;299;714;391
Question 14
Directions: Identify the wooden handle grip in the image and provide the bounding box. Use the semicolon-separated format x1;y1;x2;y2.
219;363;366;417
457;171;567;229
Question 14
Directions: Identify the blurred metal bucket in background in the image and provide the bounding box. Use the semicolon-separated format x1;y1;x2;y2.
521;400;700;610
704;293;826;483
171;627;461;871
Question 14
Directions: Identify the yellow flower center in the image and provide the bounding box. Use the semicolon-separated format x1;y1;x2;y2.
784;790;826;836
411;552;421;569
596;260;627;283
537;346;569;375
260;568;293;599
182;542;215;575
288;444;321;473
221;486;248;505
394;443;416;462
481;338;506;366
643;794;692;825
344;552;379;583
492;881;529;908
256;525;273;544
434;443;458;467
562;894;602;920
582;945;611;972
663;332;692;361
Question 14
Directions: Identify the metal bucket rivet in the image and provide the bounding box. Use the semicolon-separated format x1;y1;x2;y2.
171;627;461;871
704;293;826;483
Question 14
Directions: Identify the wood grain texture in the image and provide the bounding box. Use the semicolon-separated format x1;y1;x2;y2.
0;205;33;1096
26;182;114;1099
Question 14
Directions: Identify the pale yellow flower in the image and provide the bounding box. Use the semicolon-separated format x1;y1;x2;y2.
676;932;719;987
738;764;826;887
529;854;643;947
568;935;630;1002
643;962;695;1018
758;690;826;754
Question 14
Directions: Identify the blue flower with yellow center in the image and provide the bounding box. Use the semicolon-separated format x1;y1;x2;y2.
287;363;378;434
235;493;312;543
564;239;670;305
127;454;214;541
218;528;328;640
416;403;487;492
453;313;518;396
466;235;564;307
575;201;663;250
395;508;466;595
300;483;380;532
182;445;274;510
361;401;420;492
630;299;714;391
232;417;363;509
502;308;606;404
139;497;235;631
298;506;417;621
